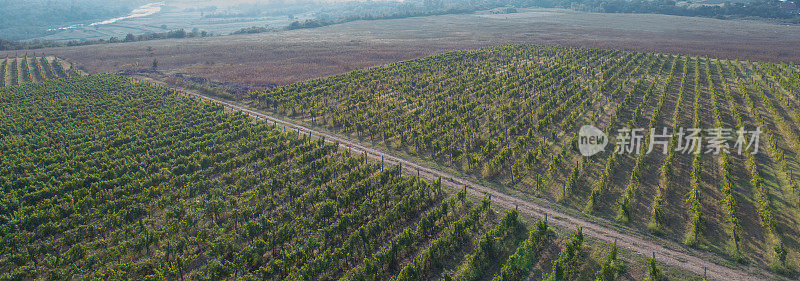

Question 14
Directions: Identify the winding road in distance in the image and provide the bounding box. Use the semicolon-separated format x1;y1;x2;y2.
139;77;780;281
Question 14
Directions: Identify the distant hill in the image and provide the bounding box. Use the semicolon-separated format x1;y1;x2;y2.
0;0;145;41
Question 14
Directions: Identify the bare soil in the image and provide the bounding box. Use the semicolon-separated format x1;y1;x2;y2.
8;8;800;86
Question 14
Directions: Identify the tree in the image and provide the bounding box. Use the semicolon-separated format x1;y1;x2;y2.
152;58;158;71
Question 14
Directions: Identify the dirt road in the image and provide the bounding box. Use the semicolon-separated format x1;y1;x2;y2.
158;80;779;281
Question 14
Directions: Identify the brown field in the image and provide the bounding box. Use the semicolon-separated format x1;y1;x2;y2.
6;8;800;85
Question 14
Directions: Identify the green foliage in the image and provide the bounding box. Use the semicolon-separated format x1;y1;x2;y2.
391;200;489;281
648;179;666;234
6;43;800;279
0;59;5;87
0;74;484;280
253;46;800;274
543;227;584;281
452;210;523;281
595;242;624;281
615;195;631;224
770;243;791;274
492;219;551;281
645;257;665;281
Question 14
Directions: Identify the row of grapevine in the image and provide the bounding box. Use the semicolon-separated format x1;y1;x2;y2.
684;57;705;246
247;45;800;273
449;210;524;281
727;61;797;271
649;56;692;234
0;59;5;88
585;53;652;211
255;46;622;200
0;75;473;279
40;56;56;80
716;60;775;245
333;191;469;281
1;70;717;280
31;57;43;82
707;59;745;260
20;56;32;83
542;228;584;281
728;61;780;233
743;62;800;192
617;56;671;223
491;218;551;281
9;58;18;85
391;199;491;281
646;56;681;232
0;56;68;87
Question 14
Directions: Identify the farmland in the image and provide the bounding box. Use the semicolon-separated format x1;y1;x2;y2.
0;74;706;280
252;44;800;275
12;8;800;86
3;0;800;278
0;56;73;87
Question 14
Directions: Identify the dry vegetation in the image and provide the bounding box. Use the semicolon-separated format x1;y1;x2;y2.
4;8;799;86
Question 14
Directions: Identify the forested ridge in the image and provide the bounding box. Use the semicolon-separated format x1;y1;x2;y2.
0;74;659;280
254;44;800;275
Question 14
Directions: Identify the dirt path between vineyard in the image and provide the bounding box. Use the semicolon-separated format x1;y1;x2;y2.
133;76;783;281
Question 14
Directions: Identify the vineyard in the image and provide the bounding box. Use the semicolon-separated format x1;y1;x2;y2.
0;56;72;87
253;44;800;274
0;74;692;280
